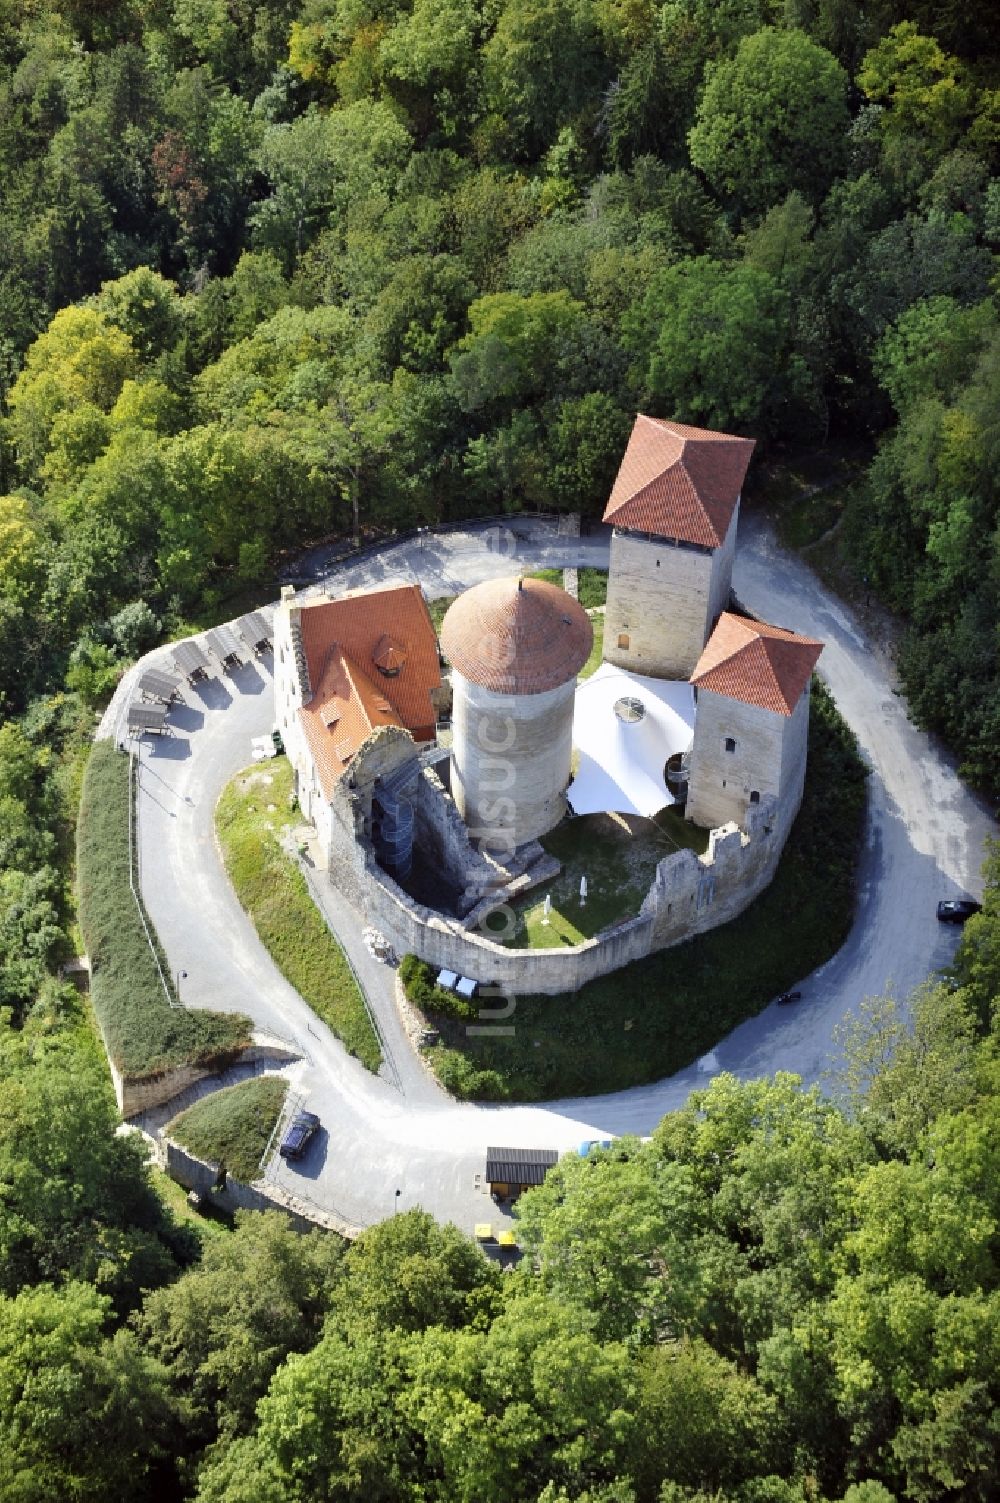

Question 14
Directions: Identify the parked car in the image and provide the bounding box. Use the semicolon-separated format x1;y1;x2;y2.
775;989;802;1005
279;1110;320;1160
936;899;982;924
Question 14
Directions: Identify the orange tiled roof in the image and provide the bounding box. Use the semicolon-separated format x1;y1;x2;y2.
440;576;592;695
603;414;756;547
690;612;823;715
297;585;440;797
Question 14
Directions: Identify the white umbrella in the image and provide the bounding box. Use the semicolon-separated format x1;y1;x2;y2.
579;875;588;904
542;893;551;926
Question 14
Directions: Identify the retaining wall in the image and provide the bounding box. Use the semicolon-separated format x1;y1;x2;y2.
113;1039;301;1118
164;1139;359;1236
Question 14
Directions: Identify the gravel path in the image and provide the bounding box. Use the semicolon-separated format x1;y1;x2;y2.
104;515;994;1231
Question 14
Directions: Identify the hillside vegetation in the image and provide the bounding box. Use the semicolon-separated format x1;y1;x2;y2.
77;740;253;1078
1;0;999;1497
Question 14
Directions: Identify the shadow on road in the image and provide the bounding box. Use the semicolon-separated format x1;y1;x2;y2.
193;676;233;710
229;661;268;696
149;736;192;761
167;703;205;732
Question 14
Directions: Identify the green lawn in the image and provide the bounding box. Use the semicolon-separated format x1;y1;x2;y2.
168;1076;288;1183
77;741;253;1081
215;760;382;1072
485;807;710;949
427;682;867;1102
577;568;607;608
580;612;604;678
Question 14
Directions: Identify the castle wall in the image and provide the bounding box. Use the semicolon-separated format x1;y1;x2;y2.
450;672;576;852
685;684;810;833
327;793;788;996
603;530;716;679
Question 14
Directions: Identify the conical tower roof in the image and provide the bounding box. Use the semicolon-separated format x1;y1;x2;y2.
440;576;592;695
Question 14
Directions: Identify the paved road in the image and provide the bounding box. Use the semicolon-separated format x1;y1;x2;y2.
119;514;994;1230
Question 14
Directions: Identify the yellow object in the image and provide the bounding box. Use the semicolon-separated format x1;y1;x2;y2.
498;1229;517;1247
474;1223;493;1241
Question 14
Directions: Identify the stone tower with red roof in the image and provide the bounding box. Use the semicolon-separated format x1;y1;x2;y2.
602;414;755;679
685;612;824;832
440;575;593;850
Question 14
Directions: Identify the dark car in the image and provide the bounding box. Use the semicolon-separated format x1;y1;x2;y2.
775;989;802;1005
936;899;982;924
279;1110;320;1160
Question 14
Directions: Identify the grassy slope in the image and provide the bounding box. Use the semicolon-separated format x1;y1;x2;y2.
427;682;867;1100
77;742;252;1080
168;1076;288;1183
215;760;382;1073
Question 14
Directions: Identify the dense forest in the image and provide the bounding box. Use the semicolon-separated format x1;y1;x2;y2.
1;0;999;1495
3;907;1000;1500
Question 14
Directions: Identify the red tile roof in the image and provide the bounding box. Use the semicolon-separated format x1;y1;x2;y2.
440;576;592;695
297;585;440;797
690;612;823;715
603;414;756;547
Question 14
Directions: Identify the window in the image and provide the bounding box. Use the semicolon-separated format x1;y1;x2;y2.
724;737;736;753
749;790;760;804
618;633;630;650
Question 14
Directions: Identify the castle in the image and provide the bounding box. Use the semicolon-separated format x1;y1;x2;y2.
272;414;824;992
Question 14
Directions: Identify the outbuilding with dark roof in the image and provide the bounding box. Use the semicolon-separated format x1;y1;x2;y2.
485;1147;559;1198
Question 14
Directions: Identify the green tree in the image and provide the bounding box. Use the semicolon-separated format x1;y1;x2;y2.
6;306;136;479
334;1207;501;1333
633;1338;780;1495
139;1211;343;1447
858;22;972;183
514;1142;704;1342
625;257;814;435
688;28;850;218
0;1282;177;1503
481;0;609;161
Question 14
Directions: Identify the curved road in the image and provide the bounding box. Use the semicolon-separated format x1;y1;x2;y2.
120;515;994;1233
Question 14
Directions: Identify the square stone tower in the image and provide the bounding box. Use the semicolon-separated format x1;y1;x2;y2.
685;612;824;832
602;415;756;679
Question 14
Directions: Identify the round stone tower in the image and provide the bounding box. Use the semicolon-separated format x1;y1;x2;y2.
440;576;592;854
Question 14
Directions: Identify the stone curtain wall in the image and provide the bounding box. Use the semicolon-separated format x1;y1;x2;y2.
341;792;790;995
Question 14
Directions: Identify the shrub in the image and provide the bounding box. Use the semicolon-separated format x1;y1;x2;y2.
399;954;478;1022
108;600;161;657
77;742;253;1080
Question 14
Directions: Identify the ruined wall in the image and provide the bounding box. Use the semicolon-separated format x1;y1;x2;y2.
163;1140;354;1234
339;792;789;995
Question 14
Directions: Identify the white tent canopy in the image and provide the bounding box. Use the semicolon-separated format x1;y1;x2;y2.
567;663;695;818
